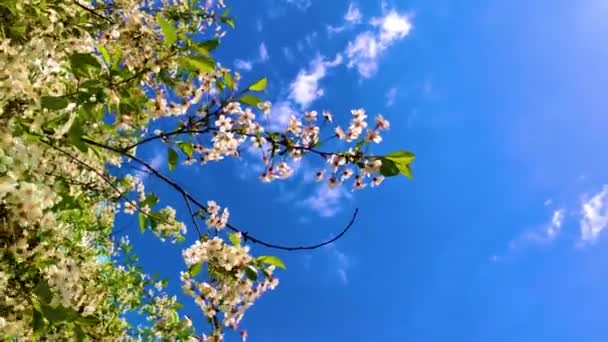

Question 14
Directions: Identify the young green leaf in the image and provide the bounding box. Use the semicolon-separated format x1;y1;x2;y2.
223;71;234;90
188;262;202;277
378;158;400;177
41;96;69;110
177;141;193;158
157;14;177;46
384;150;415;164
138;212;146;233
168;148;178;171
383;150;415;179
228;232;241;246
245;265;258;281
247;77;267;92
239;94;262;106
191;39;219;55
220;16;235;29
256;255;286;269
177;56;215;74
69;52;101;77
97;45;111;65
141;193;159;208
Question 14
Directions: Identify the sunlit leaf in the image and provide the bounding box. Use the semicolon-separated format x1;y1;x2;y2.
157;14;177;46
256;255;286;269
247;77;267;92
188;262;202;277
228;232;241;246
138;212;146;233
239;94;261;106
168;148;178;171
245;265;258;281
41;96;68;110
177;141;193;158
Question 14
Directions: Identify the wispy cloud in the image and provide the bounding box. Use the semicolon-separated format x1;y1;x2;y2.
386;87;398;107
289;54;343;108
133;151;165;183
345;3;363;24
492;209;566;262
283;0;310;10
259;42;269;62
300;183;352;218
346;10;412;78
267;101;297;131
580;185;608;245
325;244;353;285
234;59;253;71
256;19;263;32
327;2;363;34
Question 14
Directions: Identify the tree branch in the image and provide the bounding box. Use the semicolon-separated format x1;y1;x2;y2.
82;137;359;251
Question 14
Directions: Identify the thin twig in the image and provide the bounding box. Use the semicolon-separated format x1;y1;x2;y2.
82;137;360;251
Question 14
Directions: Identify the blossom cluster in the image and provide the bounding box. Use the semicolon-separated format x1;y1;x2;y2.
181;237;279;334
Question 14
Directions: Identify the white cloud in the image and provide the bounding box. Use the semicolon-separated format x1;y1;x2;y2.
234;59;253;71
345;3;362;24
345;31;381;78
345;10;412;78
580;185;608;244
266;101;297;131
386;87;398;107
133;151;165;183
371;10;413;45
300;183;352;218
256;19;263;32
259;42;269;62
325;244;353;285
492;208;565;262
327;3;363;35
283;0;310;10
289;54;343;108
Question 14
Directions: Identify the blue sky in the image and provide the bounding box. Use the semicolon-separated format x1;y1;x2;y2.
121;0;608;340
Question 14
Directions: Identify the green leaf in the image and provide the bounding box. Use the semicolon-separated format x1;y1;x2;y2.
97;45;111;65
188;263;202;277
228;232;241;246
220;16;235;29
256;255;286;269
41;96;68;110
196;39;219;53
75;325;87;341
33;307;46;334
245;265;258;281
33;281;53;304
385;150;415;164
78;315;100;327
177;141;193;158
383;150;415;179
157;14;177;46
400;163;413;179
39;303;78;323
223;71;234;90
247;77;267;92
69;52;101;77
141;193;159;208
177;55;216;74
138;212;146;233
68;120;89;153
168;148;178;171
239;94;261;107
378;158;400;177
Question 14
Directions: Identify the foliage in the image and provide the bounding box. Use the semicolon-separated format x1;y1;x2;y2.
0;0;415;340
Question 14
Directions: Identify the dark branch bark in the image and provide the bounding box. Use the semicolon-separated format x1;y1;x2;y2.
82;137;359;251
